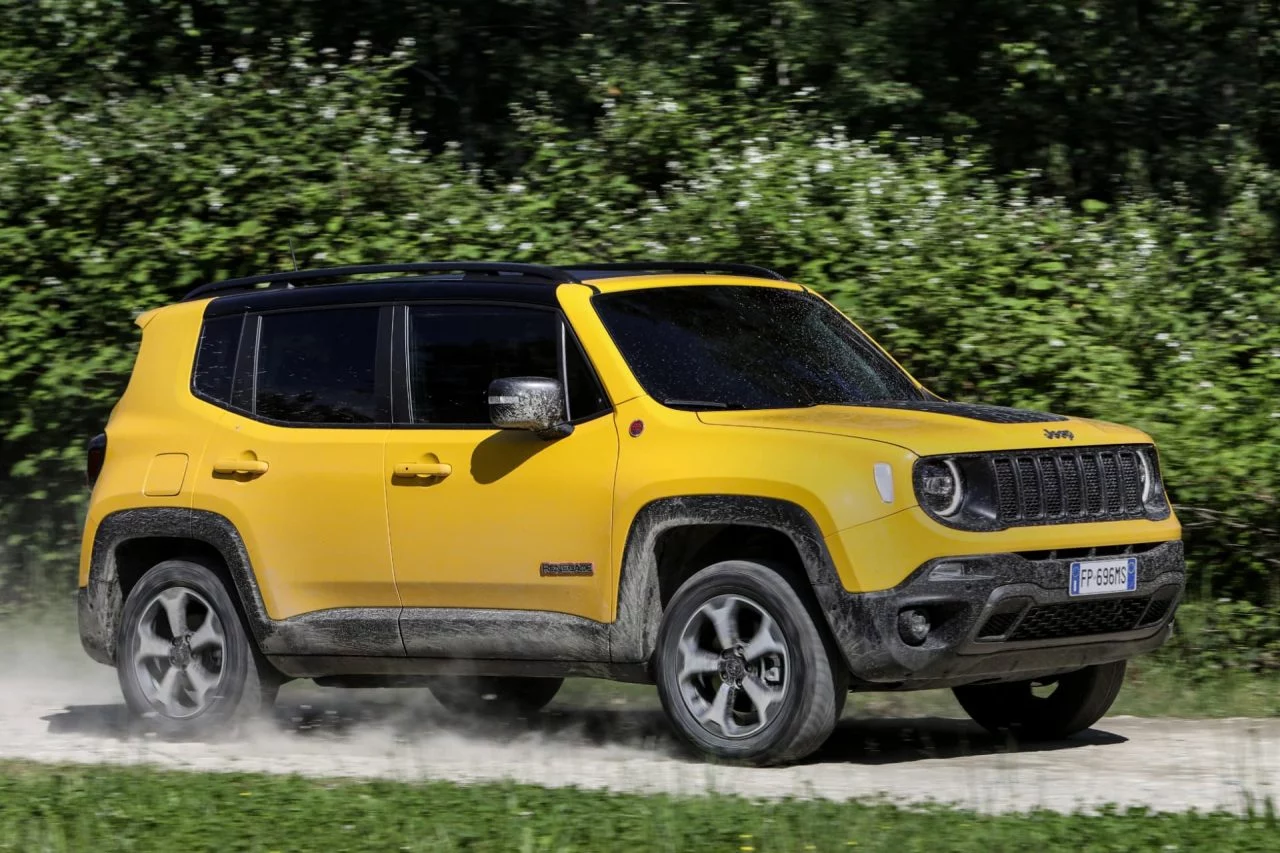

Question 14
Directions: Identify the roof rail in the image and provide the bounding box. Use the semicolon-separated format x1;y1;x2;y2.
182;262;582;302
561;261;787;281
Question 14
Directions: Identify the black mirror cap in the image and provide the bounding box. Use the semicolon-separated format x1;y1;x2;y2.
487;377;573;439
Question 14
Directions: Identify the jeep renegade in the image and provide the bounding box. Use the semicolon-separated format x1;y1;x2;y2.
78;261;1184;765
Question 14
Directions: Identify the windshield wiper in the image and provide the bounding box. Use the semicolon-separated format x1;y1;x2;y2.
662;399;730;410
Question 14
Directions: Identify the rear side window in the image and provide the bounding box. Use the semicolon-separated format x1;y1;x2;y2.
408;305;608;426
255;308;380;424
192;316;241;405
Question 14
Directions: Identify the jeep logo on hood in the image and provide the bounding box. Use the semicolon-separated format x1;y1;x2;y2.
1044;429;1075;440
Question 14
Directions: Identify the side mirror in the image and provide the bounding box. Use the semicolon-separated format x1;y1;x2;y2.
487;377;574;439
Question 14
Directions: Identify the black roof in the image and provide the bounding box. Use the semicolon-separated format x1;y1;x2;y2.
185;260;787;308
202;277;565;317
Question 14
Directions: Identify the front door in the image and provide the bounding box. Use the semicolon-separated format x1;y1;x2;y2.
384;303;618;625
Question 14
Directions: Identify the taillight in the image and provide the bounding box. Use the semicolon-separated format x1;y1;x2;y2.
86;433;107;489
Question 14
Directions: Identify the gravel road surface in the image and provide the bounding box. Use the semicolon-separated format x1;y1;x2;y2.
2;634;1276;815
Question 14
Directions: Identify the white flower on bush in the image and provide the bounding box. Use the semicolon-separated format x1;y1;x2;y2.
234;57;252;72
816;160;832;174
735;199;751;209
487;221;504;232
507;182;526;194
518;242;534;252
218;165;238;177
403;212;420;221
321;106;337;120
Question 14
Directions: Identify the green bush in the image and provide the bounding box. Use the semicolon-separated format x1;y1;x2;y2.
2;41;1278;606
1159;600;1280;677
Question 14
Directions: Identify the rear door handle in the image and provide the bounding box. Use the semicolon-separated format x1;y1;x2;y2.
393;462;452;479
212;458;269;476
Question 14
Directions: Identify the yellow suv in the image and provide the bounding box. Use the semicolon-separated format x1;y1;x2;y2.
78;261;1184;765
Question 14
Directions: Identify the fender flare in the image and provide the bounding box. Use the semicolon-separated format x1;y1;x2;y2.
608;495;845;664
80;508;278;664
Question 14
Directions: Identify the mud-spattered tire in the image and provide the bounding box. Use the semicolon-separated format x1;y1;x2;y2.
655;560;845;766
429;676;563;717
953;660;1127;741
116;560;277;738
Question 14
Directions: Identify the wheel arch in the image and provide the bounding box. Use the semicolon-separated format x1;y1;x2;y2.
609;495;845;665
80;508;273;665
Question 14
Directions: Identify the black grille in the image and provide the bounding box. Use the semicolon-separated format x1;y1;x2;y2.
977;612;1019;638
1139;597;1173;626
991;447;1148;526
1009;597;1152;642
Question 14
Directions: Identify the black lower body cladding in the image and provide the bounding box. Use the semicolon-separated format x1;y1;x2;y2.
823;540;1185;690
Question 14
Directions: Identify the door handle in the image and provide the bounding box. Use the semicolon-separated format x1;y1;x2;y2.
393;462;452;479
212;458;269;476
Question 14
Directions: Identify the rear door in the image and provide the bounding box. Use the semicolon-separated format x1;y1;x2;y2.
194;305;399;621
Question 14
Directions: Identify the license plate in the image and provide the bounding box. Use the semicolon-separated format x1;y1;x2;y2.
1070;557;1137;596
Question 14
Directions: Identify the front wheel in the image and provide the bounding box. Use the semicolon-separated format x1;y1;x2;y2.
654;560;845;766
952;660;1127;741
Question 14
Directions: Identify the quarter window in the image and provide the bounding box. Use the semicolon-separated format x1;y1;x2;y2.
407;305;607;426
192;315;241;405
255;308;380;424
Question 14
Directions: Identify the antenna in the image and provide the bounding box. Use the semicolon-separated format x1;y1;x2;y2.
288;238;299;272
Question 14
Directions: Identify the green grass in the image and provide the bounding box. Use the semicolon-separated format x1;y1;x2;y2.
0;761;1276;853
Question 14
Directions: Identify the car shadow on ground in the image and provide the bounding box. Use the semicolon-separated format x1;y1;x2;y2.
41;696;1127;766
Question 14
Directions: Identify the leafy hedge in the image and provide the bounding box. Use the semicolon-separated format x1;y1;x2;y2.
2;42;1278;605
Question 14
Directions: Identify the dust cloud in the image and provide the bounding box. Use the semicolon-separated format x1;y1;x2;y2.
1;618;1278;814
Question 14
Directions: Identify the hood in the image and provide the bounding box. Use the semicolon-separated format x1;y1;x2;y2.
696;400;1152;456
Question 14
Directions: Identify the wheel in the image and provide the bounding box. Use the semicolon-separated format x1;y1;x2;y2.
952;660;1127;741
429;676;563;717
116;559;277;738
654;560;845;766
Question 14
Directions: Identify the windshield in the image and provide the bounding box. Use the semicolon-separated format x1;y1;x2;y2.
593;285;923;410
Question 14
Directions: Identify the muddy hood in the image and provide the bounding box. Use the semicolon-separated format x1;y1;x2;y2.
696;401;1152;457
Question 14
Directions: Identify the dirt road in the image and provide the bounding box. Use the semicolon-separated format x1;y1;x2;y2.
1;634;1276;815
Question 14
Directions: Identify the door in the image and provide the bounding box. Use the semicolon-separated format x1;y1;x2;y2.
384;303;618;623
195;305;398;620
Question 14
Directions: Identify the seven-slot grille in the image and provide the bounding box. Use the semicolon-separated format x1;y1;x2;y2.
991;447;1147;526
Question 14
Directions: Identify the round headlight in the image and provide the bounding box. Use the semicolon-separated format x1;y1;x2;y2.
919;459;963;517
1138;451;1154;504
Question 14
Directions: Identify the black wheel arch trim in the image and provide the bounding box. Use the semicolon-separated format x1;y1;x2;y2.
609;495;844;665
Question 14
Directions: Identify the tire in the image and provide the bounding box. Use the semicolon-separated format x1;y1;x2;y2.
654;560;845;766
429;676;563;717
952;660;1127;741
116;559;277;738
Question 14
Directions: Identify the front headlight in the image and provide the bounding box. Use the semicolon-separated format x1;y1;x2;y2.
917;458;963;517
1138;446;1169;512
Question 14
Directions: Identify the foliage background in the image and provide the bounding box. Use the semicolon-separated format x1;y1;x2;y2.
1;1;1278;628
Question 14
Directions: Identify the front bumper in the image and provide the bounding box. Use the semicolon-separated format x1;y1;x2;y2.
819;540;1185;689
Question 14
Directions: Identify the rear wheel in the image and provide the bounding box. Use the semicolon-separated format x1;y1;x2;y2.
116;560;277;738
952;660;1127;741
429;676;563;717
654;560;845;766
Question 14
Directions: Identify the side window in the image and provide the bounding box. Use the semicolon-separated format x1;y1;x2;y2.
192;315;241;405
564;334;609;420
255;308;380;424
407;305;608;425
